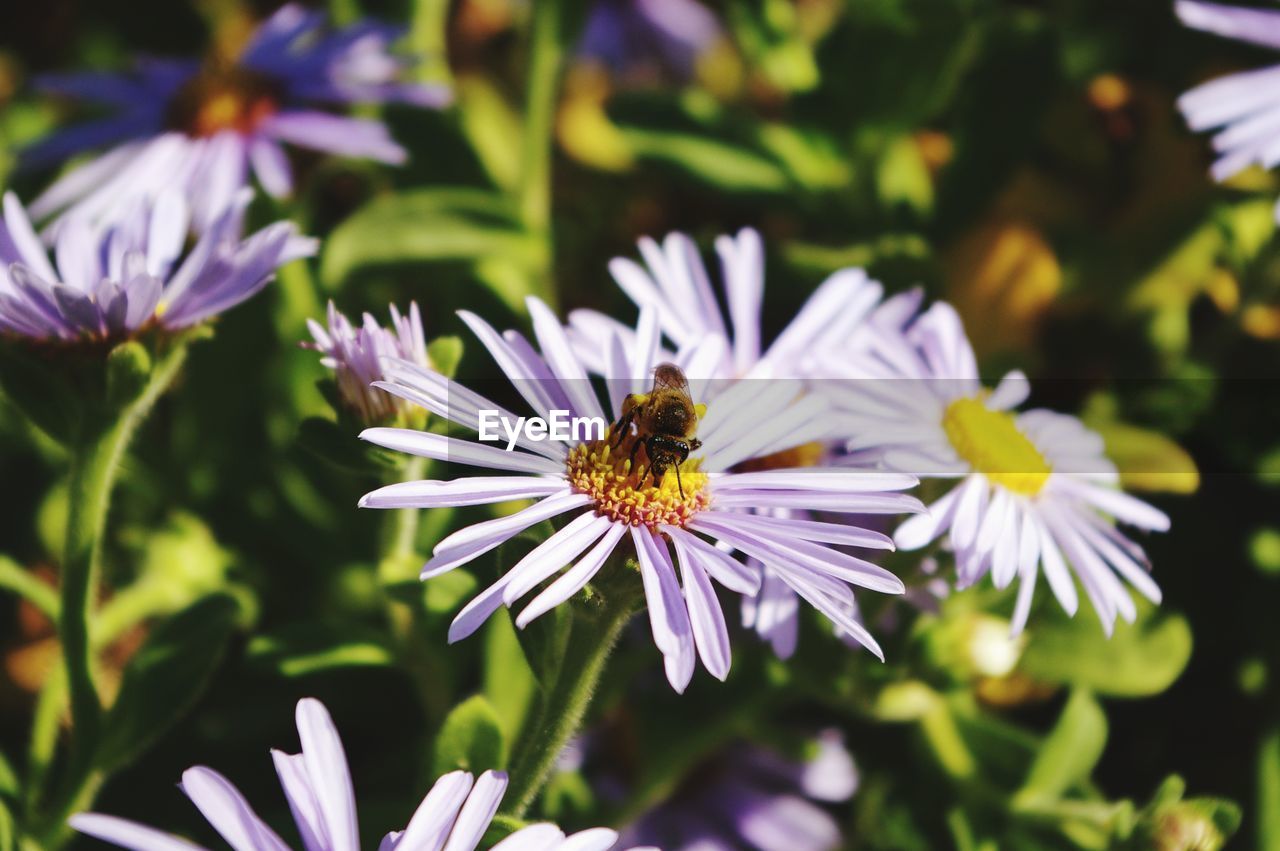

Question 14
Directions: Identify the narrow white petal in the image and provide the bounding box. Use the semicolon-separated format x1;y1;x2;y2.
295;699;359;851
69;814;207;851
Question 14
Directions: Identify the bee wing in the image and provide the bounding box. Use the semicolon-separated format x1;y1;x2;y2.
651;362;692;396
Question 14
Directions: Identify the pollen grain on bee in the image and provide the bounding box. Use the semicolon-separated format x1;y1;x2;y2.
477;409;610;451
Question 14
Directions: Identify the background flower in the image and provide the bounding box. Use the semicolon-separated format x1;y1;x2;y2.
0;189;313;341
1176;0;1280;219
21;3;449;233
616;730;858;851
841;301;1169;634
304;301;429;424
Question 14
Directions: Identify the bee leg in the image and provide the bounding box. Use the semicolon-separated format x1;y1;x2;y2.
645;436;668;490
674;460;685;499
610;409;635;448
628;436;644;479
689;438;702;451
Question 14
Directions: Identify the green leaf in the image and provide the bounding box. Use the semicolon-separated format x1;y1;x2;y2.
483;614;537;739
432;695;507;776
1020;603;1192;697
96;595;240;771
423;568;479;615
427;336;464;380
0;796;14;851
495;527;571;684
1014;689;1107;807
876;134;933;215
320;189;544;288
455;76;523;192
620;127;790;194
1258;730;1280;850
0;554;58;619
297;416;393;474
247;623;396;677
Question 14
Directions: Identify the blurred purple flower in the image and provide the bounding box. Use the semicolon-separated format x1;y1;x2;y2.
617;731;858;851
70;698;620;851
305;301;429;424
0;189;314;343
1175;0;1280;220
579;0;723;81
356;296;921;691
23;3;450;235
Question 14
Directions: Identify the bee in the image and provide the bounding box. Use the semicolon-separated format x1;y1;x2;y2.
611;363;707;498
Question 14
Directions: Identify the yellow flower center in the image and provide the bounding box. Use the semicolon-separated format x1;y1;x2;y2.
168;66;279;137
566;431;710;528
942;397;1051;496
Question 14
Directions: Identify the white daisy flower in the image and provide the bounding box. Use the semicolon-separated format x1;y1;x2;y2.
841;301;1170;634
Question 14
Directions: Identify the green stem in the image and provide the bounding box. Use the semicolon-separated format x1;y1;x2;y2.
502;582;640;818
515;0;571;308
378;456;429;585
377;457;452;724
59;417;131;757
42;343;187;830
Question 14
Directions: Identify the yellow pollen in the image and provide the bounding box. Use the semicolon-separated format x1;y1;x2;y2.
943;397;1051;496
566;432;710;528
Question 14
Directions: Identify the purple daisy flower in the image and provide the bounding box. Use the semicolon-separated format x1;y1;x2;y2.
838;301;1170;635
617;730;858;851
356;296;922;692
568;229;924;659
70;698;621;851
579;0;724;82
23;3;450;234
305;301;429;424
1175;0;1280;219
0;189;314;342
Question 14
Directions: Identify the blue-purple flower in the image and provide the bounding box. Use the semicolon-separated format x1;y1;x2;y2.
579;0;724;82
616;730;858;851
0;189;314;342
24;3;450;234
70;698;621;851
1176;0;1280;219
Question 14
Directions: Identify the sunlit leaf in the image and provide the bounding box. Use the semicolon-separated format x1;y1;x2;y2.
320;189;544;289
619;127;790;194
1014;689;1107;807
1020;604;1191;697
432;694;507;775
246;623;395;677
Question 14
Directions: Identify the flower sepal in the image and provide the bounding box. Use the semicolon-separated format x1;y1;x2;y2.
1116;776;1241;851
0;330;199;445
